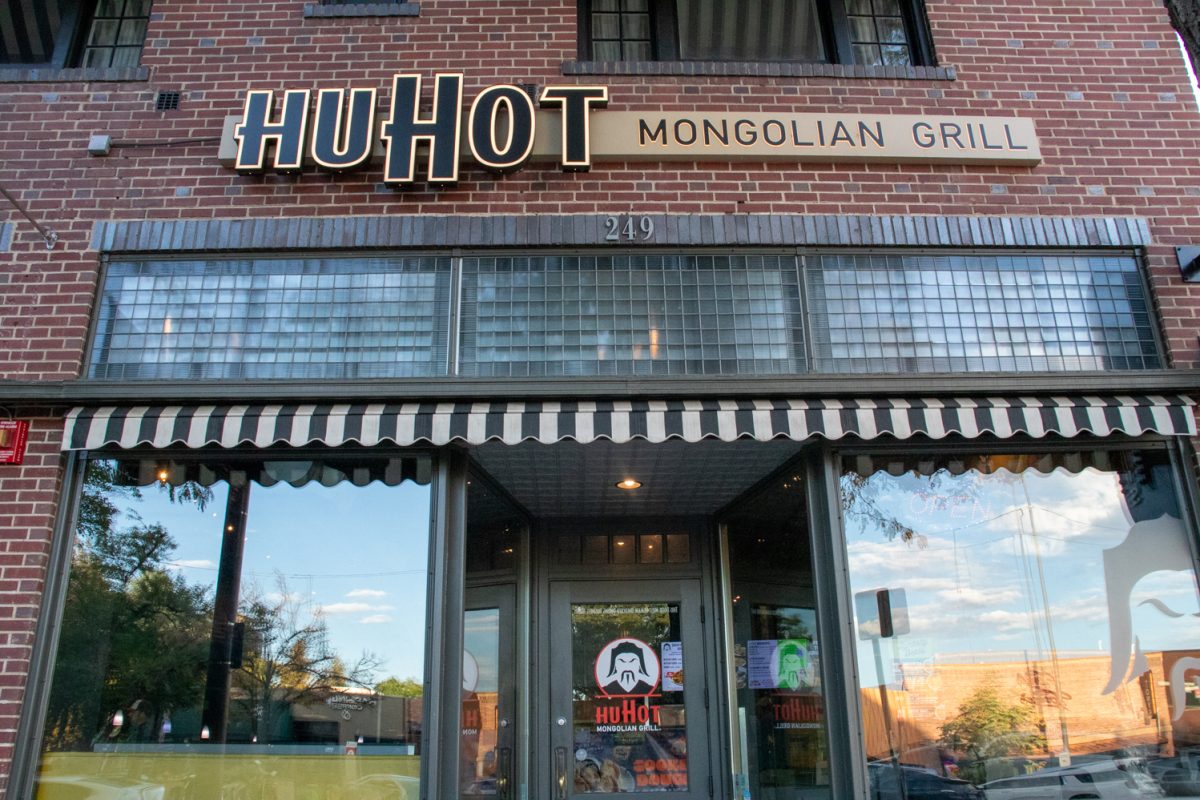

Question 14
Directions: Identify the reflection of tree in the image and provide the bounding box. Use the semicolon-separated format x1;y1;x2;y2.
939;686;1047;784
43;462;211;750
840;473;921;545
375;676;423;697
233;577;383;742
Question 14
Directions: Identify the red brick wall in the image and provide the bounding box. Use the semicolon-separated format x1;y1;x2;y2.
0;0;1198;791
0;419;65;792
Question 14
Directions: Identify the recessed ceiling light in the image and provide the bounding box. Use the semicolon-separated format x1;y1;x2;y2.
615;478;642;490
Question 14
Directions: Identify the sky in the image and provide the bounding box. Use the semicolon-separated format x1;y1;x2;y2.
114;476;433;686
842;463;1200;686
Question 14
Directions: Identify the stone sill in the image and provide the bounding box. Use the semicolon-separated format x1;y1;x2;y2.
303;2;419;16
0;66;149;83
563;60;956;80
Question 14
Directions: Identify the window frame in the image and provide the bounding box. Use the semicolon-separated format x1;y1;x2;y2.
577;0;935;67
8;445;456;800
0;0;153;81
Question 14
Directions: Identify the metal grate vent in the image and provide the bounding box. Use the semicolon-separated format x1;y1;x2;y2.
154;91;181;111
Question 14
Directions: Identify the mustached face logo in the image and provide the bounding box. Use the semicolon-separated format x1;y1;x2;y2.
1101;515;1200;720
596;638;660;697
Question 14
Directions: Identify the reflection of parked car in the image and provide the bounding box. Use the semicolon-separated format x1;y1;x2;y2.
869;762;984;799
981;762;1163;800
349;774;421;800
36;775;166;800
1147;755;1200;797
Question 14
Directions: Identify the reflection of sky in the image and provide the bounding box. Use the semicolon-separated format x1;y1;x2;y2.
465;608;500;692
843;466;1200;676
113;478;431;684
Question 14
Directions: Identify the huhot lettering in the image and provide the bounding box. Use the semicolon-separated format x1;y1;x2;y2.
233;74;609;183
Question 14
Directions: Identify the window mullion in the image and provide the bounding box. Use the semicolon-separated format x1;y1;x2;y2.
824;0;856;65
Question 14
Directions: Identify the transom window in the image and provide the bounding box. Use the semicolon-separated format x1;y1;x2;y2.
88;251;1161;381
579;0;932;66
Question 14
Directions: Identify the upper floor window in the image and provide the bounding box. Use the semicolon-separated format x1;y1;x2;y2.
0;0;150;70
580;0;933;66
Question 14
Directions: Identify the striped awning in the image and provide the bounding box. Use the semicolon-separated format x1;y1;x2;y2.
62;395;1196;451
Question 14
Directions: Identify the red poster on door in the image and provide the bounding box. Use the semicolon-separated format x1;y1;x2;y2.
0;421;29;465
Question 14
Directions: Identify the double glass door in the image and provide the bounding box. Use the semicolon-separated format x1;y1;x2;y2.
461;576;714;800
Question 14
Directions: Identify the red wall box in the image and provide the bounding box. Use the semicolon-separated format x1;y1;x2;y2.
0;420;29;465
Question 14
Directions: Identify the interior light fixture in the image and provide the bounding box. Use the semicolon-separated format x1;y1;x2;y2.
615;478;642;490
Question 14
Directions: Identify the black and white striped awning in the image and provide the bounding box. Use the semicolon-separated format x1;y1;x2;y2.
62;395;1196;451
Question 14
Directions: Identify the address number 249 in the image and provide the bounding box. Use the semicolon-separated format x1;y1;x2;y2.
604;216;655;242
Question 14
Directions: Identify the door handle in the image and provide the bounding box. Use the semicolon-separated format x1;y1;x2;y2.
555;746;568;800
497;747;512;800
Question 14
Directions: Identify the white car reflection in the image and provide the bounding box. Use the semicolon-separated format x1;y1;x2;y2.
37;775;165;800
981;762;1163;800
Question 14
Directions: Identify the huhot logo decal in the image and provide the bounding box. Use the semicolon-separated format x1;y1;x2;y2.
596;638;660;697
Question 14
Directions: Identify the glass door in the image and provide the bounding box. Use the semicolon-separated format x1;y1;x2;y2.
548;580;710;800
462;584;517;800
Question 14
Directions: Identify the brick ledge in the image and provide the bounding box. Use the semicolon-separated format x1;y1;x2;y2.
563;60;955;80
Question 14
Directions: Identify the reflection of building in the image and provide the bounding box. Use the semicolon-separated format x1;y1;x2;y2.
862;650;1200;772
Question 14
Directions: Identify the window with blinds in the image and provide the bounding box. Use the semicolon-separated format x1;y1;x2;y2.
580;0;932;66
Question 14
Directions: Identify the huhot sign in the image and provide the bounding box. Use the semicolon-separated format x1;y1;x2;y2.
220;73;1042;184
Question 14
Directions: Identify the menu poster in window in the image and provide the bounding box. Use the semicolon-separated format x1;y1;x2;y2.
747;639;814;690
661;642;683;691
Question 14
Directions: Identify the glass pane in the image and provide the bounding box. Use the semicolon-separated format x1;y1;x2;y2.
88;19;119;46
806;253;1161;373
724;471;831;799
109;46;141;67
96;0;124;16
876;16;908;44
558;535;582;565
35;457;433;798
640;534;664;564
117;19;149;46
584;535;610;564
593;40;622;61
622;12;651;40
592;12;621;39
571;603;688;792
467;476;522;575
90;257;454;381
126;0;152;15
848;16;875;43
623;41;653;61
853;42;882;65
842;449;1196;797
675;0;825;62
666;534;691;564
462;608;501;795
613;535;637;564
880;44;911;66
81;47;113;68
459;255;805;378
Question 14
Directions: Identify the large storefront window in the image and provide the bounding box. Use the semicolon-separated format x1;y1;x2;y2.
35;453;433;799
841;447;1198;798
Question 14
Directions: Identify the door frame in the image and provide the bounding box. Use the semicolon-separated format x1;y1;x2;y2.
531;517;729;800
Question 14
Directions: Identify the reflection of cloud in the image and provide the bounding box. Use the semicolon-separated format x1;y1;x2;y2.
347;589;387;598
935;587;1020;607
359;614;393;625
169;559;217;570
322;602;396;615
